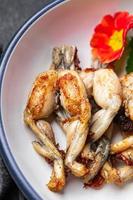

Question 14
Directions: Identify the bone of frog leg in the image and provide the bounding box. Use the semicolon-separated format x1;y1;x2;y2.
120;73;133;121
36;120;55;144
115;148;133;166
51;45;80;70
84;135;110;184
51;47;62;69
90;69;121;141
111;136;133;154
62;45;78;70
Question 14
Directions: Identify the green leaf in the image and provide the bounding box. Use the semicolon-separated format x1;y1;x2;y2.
126;38;133;73
113;41;129;76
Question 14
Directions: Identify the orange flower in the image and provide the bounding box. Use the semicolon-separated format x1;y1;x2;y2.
90;12;133;63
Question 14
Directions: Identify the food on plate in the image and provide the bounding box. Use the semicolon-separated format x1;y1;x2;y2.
101;161;133;185
80;68;121;141
89;68;121;141
24;10;133;192
115;148;133;165
24;58;65;192
83;129;111;184
54;46;91;177
111;136;133;154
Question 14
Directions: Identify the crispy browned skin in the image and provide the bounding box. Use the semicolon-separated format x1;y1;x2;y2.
57;70;91;177
57;72;90;120
24;69;65;191
53;45;91;177
25;70;57;120
111;136;133;154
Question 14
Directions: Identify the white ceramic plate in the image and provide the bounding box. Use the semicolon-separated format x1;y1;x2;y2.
0;0;133;200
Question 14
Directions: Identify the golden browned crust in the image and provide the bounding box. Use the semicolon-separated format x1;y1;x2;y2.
47;175;65;192
57;73;82;115
26;71;57;119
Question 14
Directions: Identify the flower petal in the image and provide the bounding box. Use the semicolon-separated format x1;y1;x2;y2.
101;15;114;27
90;32;109;48
95;24;113;36
115;11;133;30
92;47;123;63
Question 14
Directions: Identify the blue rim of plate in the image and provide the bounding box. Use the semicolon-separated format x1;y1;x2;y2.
0;0;65;199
